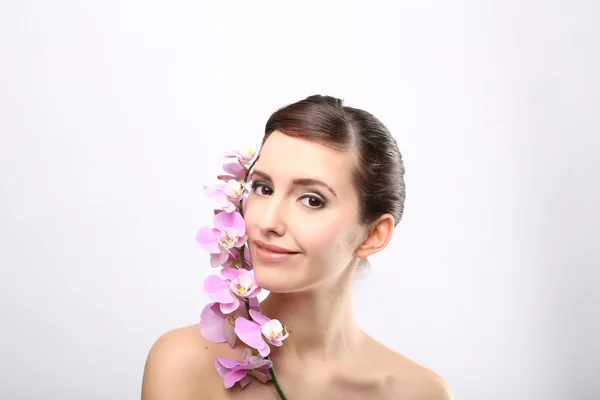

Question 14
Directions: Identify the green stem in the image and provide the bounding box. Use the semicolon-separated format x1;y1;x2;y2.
239;246;246;270
242;299;287;399
268;365;287;400
244;298;250;315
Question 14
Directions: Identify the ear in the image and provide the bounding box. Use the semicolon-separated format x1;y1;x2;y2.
354;213;395;259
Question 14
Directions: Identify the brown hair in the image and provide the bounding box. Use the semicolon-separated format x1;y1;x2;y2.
259;94;406;230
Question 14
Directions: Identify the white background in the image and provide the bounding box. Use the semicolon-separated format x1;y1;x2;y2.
1;1;598;399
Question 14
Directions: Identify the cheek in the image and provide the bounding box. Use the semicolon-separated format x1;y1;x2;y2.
295;214;353;257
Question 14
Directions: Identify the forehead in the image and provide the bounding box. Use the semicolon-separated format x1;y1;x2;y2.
255;130;356;189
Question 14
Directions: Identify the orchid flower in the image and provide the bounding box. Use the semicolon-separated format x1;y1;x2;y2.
199;298;260;348
223;145;258;169
234;309;289;357
197;145;289;398
196;211;247;267
215;348;272;389
222;245;252;270
204;179;245;213
204;268;261;314
217;161;247;182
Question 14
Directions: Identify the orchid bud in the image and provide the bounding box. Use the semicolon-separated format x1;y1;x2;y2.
218;228;239;250
224;179;245;200
261;319;289;342
230;273;258;298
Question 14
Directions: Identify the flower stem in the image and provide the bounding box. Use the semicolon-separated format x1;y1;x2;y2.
242;301;288;399
268;364;287;400
239;246;246;270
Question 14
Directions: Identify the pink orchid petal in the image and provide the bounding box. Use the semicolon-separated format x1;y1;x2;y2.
213;211;235;231
244;244;252;264
253;368;272;383
238;375;253;389
220;297;240;314
216;358;244;369
210;250;230;268
257;343;270;357
248;297;261;311
222;253;236;269
223;201;237;213
213;211;246;236
222;247;252;269
205;189;228;205
220;267;244;281
204;185;238;212
217;174;235;182
223;150;241;158
196;227;220;253
224;322;237;348
231;215;246;236
225;163;245;177
248;355;272;367
223;369;247;389
199;303;227;343
204;186;230;209
222;160;244;173
235;234;248;248
217;164;246;182
241;348;253;360
215;359;228;378
249;309;271;326
235;317;269;355
215;359;232;380
226;298;259;320
238;359;272;370
204;276;235;303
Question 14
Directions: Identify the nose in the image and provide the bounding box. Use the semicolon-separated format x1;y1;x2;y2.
256;196;286;237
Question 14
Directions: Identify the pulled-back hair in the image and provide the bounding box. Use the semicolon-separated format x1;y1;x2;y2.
260;94;406;230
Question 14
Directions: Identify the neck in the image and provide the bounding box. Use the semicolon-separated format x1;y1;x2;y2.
259;269;366;362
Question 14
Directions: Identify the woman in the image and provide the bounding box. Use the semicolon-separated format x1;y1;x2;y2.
142;95;452;399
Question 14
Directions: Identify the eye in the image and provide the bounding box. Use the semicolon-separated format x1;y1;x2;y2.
250;181;273;196
299;195;326;209
250;181;326;209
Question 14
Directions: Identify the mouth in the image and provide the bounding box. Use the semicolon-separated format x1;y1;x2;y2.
253;240;298;254
253;241;299;262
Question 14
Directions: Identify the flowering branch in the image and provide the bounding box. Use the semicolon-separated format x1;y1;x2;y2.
197;146;288;399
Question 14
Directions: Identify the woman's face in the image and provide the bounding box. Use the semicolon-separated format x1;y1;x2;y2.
244;130;368;293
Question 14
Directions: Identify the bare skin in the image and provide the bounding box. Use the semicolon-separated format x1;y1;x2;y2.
142;323;451;400
142;132;452;399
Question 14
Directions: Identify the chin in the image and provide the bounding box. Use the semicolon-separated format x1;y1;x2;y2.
253;261;325;295
248;245;316;293
252;262;297;293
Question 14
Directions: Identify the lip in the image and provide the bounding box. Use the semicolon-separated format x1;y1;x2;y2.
253;240;297;254
253;240;299;263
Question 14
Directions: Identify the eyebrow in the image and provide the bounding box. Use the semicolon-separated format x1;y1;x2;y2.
250;169;338;198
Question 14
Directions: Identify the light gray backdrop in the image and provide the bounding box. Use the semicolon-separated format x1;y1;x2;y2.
1;1;598;399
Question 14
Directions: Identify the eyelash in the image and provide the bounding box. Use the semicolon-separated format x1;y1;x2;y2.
249;181;327;210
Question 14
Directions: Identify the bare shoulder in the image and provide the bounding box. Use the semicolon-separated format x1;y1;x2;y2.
141;325;223;400
391;363;453;400
367;339;453;400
